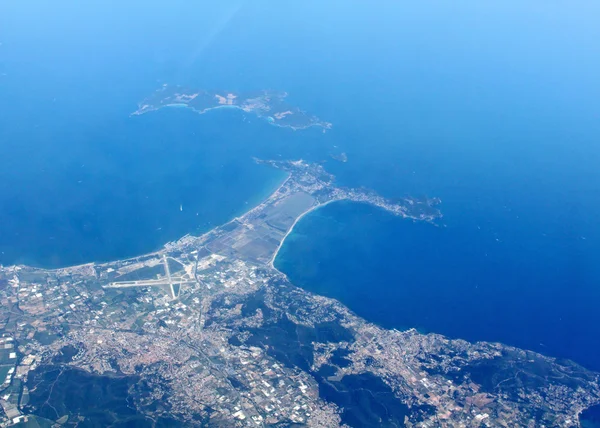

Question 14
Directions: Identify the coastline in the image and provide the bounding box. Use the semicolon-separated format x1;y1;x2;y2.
233;171;292;223
1;157;442;281
132;102;331;131
269;198;338;270
269;196;416;271
1;166;291;273
4;159;600;427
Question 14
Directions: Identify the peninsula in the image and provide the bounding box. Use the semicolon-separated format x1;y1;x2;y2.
0;160;598;427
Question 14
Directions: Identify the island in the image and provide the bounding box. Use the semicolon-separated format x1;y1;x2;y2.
330;152;348;163
132;85;333;132
0;159;599;427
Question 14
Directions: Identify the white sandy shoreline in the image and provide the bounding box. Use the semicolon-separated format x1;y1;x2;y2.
268;198;339;270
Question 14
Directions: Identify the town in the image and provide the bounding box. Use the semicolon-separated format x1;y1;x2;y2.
0;160;598;427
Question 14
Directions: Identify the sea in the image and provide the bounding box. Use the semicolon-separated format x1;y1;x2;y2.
2;0;600;410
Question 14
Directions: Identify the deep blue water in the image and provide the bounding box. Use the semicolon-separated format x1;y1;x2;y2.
582;405;600;428
2;0;600;375
275;201;600;371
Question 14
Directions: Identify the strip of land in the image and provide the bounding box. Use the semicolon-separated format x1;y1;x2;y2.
1;160;598;428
